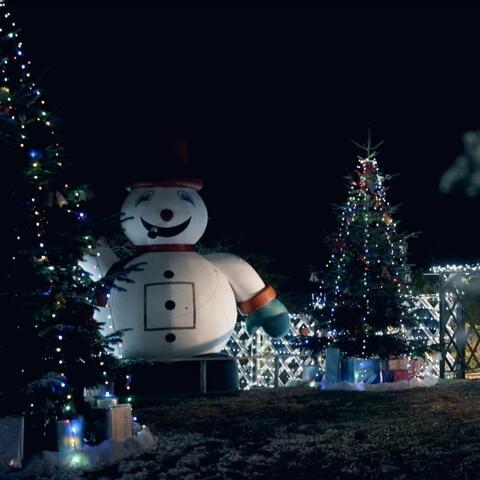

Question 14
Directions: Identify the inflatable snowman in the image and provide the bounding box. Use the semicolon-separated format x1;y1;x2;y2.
81;177;290;360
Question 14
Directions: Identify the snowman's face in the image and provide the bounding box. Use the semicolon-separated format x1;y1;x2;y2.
121;187;208;245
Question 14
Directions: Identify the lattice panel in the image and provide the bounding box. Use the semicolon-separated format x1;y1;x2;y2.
443;291;463;374
224;314;313;389
226;297;446;389
406;294;442;376
438;273;480;377
465;325;480;371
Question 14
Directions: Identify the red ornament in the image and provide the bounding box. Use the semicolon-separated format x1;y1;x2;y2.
299;325;310;336
363;163;376;175
0;104;13;116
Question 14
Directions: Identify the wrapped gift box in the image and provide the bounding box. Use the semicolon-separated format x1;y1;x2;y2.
107;404;133;442
341;358;381;383
302;365;323;382
392;369;412;382
324;347;341;383
96;393;118;409
388;358;423;378
87;404;133;444
56;417;84;452
0;416;24;468
388;357;409;371
409;359;422;375
84;384;115;406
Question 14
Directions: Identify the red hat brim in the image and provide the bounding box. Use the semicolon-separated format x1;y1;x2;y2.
129;178;203;191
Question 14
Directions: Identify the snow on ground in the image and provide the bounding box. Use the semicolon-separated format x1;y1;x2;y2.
319;375;438;391
4;380;480;480
2;427;156;480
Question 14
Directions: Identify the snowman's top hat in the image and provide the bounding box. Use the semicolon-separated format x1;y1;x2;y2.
128;138;203;191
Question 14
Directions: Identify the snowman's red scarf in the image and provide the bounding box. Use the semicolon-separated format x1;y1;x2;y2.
136;244;195;253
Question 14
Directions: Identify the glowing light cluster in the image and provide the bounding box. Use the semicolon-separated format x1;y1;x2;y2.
430;264;480;274
1;0;119;422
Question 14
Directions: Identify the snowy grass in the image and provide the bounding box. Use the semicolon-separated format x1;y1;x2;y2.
6;379;480;479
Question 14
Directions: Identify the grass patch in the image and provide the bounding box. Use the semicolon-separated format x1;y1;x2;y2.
133;380;480;479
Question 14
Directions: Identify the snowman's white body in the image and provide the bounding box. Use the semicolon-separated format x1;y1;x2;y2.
109;251;236;358
81;179;269;360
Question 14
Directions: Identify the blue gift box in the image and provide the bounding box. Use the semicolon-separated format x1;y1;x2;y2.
325;347;341;383
56;416;84;452
341;358;382;384
302;365;324;382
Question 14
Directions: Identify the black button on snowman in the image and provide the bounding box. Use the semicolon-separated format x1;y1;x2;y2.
82;176;290;360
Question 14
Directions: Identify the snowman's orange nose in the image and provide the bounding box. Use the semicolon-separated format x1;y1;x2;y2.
160;209;174;222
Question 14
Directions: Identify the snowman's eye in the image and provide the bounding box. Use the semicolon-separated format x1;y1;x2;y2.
135;190;153;207
177;190;195;206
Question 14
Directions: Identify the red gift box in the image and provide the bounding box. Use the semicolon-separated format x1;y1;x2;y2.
388;357;423;378
388;358;408;370
409;359;422;375
392;370;412;382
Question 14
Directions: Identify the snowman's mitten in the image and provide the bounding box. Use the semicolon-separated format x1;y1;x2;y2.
245;299;291;338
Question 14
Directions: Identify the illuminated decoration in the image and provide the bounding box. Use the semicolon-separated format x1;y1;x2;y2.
80;161;290;360
430;263;480;274
56;417;84;452
316;133;425;359
0;0;119;431
64;451;90;470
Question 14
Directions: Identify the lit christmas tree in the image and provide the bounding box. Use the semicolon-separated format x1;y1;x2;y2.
317;135;419;359
0;0;120;446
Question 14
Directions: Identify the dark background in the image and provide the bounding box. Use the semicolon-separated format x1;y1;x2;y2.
11;0;480;273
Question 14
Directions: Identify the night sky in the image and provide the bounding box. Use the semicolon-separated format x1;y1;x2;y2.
12;0;480;274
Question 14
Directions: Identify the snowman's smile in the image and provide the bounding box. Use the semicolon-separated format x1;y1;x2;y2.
141;217;192;238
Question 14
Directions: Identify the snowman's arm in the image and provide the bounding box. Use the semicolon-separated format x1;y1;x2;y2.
205;252;273;311
205;253;290;338
79;237;120;282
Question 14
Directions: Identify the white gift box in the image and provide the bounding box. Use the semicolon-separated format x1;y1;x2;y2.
0;416;24;469
96;393;118;409
107;404;133;442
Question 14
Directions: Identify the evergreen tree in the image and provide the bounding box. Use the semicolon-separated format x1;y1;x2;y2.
317;135;418;359
0;0;120;444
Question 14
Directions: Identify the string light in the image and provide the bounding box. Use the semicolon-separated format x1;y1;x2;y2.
318;147;416;360
430;264;480;274
1;1;123;422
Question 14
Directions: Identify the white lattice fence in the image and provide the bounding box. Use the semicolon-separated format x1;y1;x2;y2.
225;295;442;389
224;314;315;389
406;294;443;376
